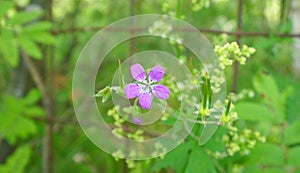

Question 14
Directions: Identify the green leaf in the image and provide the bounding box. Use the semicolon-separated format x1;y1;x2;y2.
0;1;14;20
18;35;42;59
204;126;227;152
246;143;284;166
185;147;216;173
253;72;280;102
95;86;110;97
29;32;56;45
152;141;195;172
8;11;42;25
0;145;31;173
23;21;53;31
15;0;30;8
255;37;279;50
284;120;300;145
24;106;45;117
234;102;275;122
244;165;286;173
0;28;19;66
95;86;111;103
0;96;37;144
24;89;41;105
252;72;286;123
21;22;56;45
288;146;300;167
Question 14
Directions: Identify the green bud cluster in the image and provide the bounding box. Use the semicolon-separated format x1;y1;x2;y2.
161;2;185;19
214;42;256;69
108;106;125;137
205;68;225;94
108;105;145;141
222;127;266;156
232;164;244;173
191;0;210;11
112;149;125;161
231;89;255;102
151;142;167;159
127;129;144;141
148;20;173;38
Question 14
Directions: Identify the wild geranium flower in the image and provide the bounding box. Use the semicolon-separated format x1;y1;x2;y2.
124;64;170;109
133;117;142;124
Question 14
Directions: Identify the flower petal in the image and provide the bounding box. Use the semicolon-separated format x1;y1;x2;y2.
124;83;142;99
130;64;146;82
133;117;142;124
139;93;152;109
153;84;170;100
149;65;165;82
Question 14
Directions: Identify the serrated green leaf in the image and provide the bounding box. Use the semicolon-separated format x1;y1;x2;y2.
0;112;37;144
0;96;37;144
0;145;31;173
246;143;284;166
185;147;216;173
23;21;52;31
0;28;19;66
252;72;286;123
0;1;14;20
284;120;300;145
253;72;280;102
8;11;42;25
234;102;275;122
18;35;42;59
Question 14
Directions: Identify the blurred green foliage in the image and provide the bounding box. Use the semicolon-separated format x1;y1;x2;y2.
0;0;300;173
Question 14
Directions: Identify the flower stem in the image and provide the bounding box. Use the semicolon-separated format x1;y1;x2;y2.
202;74;211;109
225;94;232;116
118;58;123;89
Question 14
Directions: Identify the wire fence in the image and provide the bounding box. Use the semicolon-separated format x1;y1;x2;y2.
51;26;300;37
50;0;299;92
40;1;299;173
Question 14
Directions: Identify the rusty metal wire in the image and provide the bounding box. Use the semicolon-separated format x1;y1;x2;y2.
51;26;300;38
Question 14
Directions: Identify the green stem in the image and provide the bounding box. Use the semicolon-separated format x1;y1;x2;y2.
202;75;209;109
207;77;212;108
225;94;232;116
118;58;123;89
133;97;139;107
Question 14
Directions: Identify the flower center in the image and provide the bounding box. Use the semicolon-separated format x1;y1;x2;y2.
142;81;153;94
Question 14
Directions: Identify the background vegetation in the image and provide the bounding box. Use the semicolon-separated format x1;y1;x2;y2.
0;0;300;173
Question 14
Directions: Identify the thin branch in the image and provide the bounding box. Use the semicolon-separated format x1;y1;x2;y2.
51;26;300;38
22;50;54;173
43;0;55;172
232;0;244;92
22;52;48;99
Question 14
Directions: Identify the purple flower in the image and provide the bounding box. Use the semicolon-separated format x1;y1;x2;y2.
124;64;170;109
133;117;142;124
